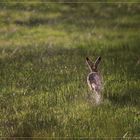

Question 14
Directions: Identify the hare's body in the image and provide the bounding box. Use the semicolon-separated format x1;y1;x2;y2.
86;56;102;104
87;72;102;93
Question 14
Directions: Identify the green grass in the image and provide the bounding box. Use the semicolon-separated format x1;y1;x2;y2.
0;1;140;139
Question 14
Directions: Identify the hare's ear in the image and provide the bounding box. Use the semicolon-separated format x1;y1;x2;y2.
86;57;94;72
94;56;101;70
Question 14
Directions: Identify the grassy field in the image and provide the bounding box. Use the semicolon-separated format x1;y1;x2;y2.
0;1;140;139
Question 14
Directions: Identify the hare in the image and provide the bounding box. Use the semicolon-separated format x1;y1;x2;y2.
86;56;102;104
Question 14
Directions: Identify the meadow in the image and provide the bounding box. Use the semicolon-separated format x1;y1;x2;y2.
0;1;140;139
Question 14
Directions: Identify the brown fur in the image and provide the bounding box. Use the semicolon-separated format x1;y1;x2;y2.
86;56;102;104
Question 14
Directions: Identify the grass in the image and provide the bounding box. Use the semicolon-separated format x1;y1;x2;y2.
0;1;140;139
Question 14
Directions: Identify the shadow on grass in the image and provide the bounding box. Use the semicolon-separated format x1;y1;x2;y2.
0;43;140;106
108;89;140;107
14;16;62;27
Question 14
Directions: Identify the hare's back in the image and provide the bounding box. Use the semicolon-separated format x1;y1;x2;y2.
87;72;101;85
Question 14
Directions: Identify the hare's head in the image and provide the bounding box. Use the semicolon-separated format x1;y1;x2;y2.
86;56;101;72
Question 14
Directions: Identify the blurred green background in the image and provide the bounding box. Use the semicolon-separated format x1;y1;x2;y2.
0;0;140;138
